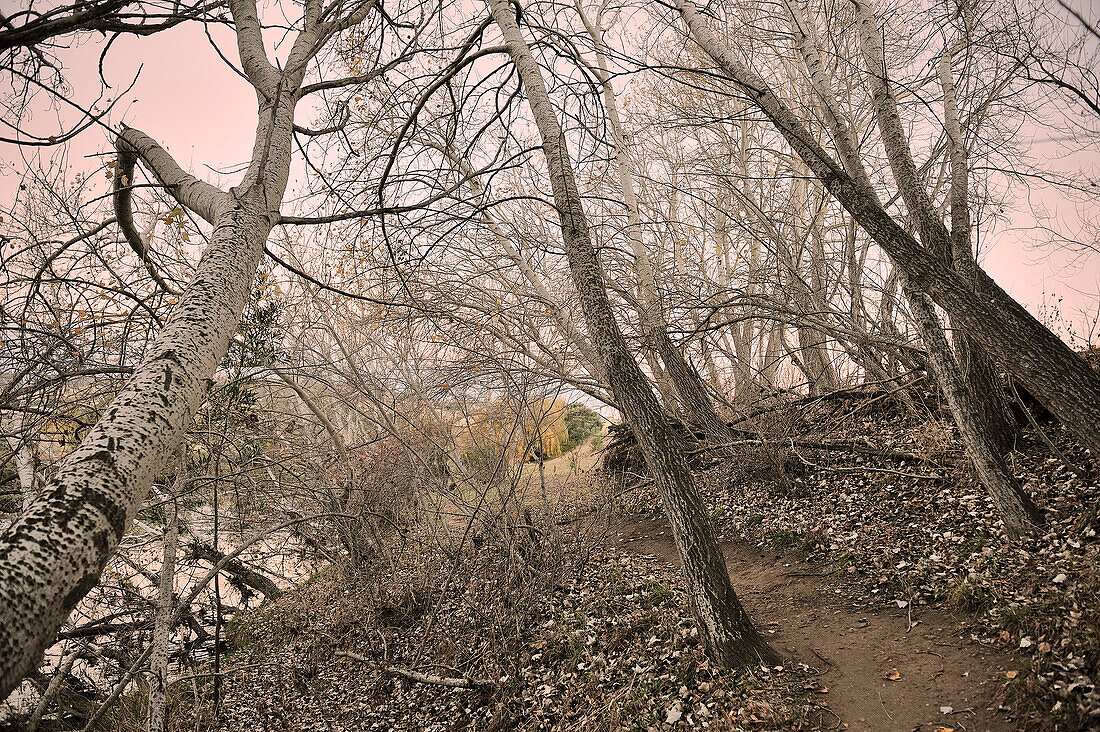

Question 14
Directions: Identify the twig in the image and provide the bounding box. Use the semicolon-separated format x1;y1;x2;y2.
334;650;494;690
812;463;943;480
693;436;927;463
167;662;276;686
790;444;942;480
877;688;894;720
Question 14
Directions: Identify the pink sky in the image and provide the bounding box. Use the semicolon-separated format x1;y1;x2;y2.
2;17;1098;342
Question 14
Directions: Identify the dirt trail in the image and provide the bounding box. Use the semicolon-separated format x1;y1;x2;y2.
616;514;1018;732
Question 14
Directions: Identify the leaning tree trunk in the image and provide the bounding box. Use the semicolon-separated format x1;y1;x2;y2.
779;1;1040;529
953;330;1017;453
905;286;1044;535
653;327;740;446
0;0;329;697
488;0;777;667
676;0;1100;458
856;5;1017;457
937;41;1018;455
0;167;269;700
576;4;736;444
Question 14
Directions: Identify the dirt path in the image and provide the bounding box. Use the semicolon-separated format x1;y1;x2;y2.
615;514;1018;732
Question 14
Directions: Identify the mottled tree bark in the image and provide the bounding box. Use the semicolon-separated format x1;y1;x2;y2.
0;0;373;698
489;0;777;667
0;159;254;699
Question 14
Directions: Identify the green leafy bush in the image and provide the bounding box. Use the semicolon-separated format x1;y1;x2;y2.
563;403;603;449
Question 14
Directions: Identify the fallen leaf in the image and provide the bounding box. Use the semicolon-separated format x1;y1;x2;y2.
883;668;902;681
939;705;954;714
666;703;682;724
935;727;955;732
1005;670;1018;679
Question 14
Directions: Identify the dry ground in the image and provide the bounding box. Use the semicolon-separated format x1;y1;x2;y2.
616;513;1018;731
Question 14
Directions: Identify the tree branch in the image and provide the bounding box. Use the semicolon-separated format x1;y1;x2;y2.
113;140;181;296
334;651;494;690
117;126;229;224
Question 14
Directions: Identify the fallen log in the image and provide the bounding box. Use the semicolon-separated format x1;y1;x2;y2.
57;621;151;641
187;541;283;603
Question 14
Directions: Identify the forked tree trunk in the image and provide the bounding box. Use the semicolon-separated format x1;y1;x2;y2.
936;41;1019;455
488;0;777;667
954;332;1018;453
653;328;739;445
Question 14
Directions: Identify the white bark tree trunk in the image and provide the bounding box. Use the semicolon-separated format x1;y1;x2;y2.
0;0;361;697
4;434;39;512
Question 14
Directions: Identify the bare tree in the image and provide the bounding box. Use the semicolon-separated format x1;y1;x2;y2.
674;0;1100;460
0;0;380;697
486;0;778;667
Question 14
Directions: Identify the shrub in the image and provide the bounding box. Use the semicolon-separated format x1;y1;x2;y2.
563;403;603;448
